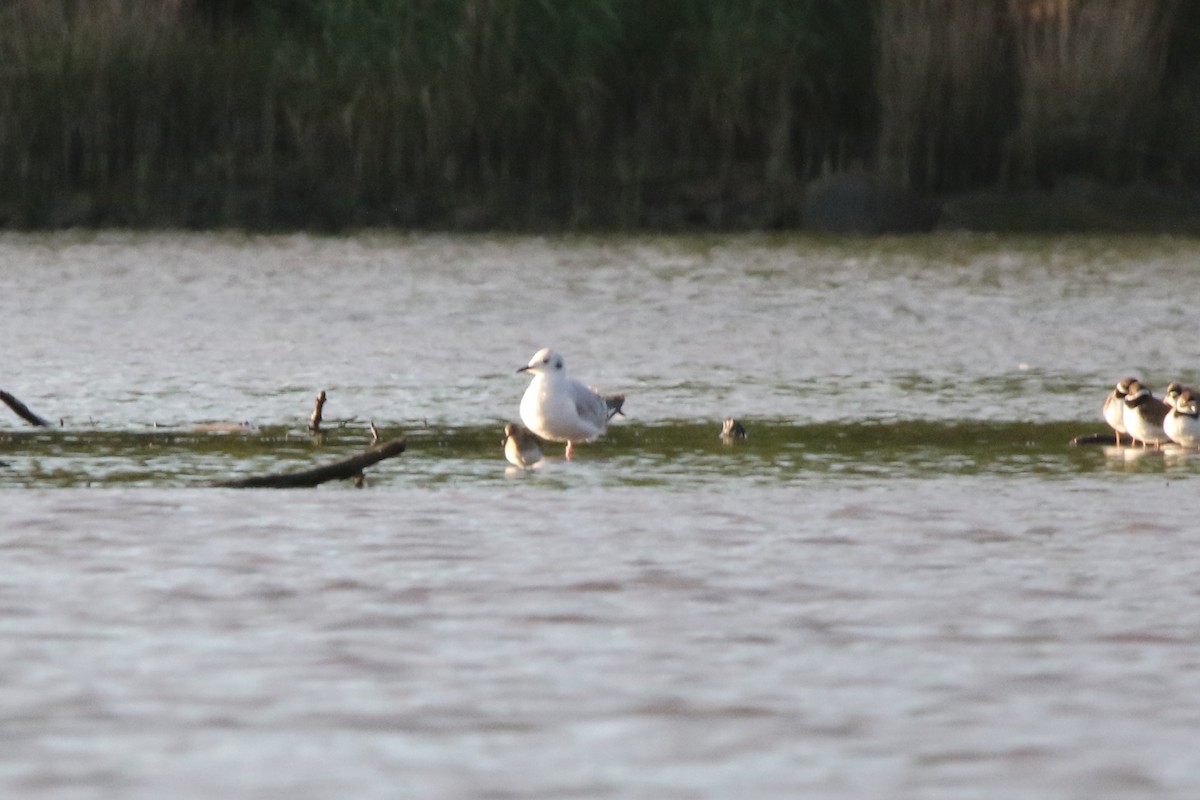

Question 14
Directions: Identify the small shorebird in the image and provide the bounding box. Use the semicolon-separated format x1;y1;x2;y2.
719;418;747;442
1102;377;1136;445
502;422;543;469
1164;388;1199;447
518;348;618;459
1163;381;1186;412
1122;380;1172;447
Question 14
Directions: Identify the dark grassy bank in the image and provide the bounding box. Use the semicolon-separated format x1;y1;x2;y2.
0;0;1196;231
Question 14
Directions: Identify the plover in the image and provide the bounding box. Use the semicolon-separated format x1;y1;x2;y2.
1122;380;1171;447
1164;381;1186;412
1102;377;1136;445
1164;388;1199;447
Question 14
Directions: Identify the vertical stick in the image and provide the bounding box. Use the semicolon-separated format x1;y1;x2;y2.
309;390;327;433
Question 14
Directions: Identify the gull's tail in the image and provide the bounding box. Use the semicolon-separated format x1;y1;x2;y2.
605;394;626;420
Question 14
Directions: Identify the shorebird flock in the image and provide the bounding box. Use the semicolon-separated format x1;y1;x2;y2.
1103;378;1199;448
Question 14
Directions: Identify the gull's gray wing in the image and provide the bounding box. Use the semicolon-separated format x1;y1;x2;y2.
571;381;610;432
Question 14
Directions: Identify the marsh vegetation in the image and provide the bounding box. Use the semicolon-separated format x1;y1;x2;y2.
0;0;1195;229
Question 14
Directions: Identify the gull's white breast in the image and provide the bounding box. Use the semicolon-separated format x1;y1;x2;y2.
520;374;608;443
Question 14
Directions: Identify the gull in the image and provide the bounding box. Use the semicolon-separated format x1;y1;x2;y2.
502;423;543;469
517;348;620;458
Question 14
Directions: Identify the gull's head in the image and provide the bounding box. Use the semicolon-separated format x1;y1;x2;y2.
517;347;565;378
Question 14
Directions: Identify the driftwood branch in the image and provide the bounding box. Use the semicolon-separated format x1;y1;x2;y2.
1;390;51;427
214;438;406;489
1070;432;1134;446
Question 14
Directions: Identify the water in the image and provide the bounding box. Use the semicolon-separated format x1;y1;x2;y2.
2;231;1199;798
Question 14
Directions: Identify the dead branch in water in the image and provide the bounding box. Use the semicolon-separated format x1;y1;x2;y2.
1070;432;1134;446
214;438;406;489
309;390;327;433
0;390;51;427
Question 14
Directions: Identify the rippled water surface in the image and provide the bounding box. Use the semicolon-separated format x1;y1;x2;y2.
2;232;1200;798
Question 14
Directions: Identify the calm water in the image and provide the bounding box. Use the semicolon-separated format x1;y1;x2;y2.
2;232;1199;798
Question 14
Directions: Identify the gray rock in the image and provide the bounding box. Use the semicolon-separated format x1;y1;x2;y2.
803;173;940;234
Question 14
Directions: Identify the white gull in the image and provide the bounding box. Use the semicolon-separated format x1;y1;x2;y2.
517;348;621;458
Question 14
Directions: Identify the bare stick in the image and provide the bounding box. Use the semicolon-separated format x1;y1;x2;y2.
309;390;327;433
214;439;406;489
0;390;51;427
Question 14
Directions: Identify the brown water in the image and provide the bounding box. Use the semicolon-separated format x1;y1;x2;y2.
2;232;1199;798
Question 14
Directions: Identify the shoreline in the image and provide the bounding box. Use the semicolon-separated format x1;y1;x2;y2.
7;179;1200;236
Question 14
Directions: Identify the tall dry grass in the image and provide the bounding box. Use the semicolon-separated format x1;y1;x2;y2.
875;0;1186;191
1009;0;1179;184
0;0;1194;228
0;0;282;225
0;0;875;228
875;0;1013;190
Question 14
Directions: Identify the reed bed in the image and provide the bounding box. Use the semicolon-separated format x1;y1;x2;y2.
1009;0;1179;184
875;0;1191;191
0;0;1195;229
875;0;1014;190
